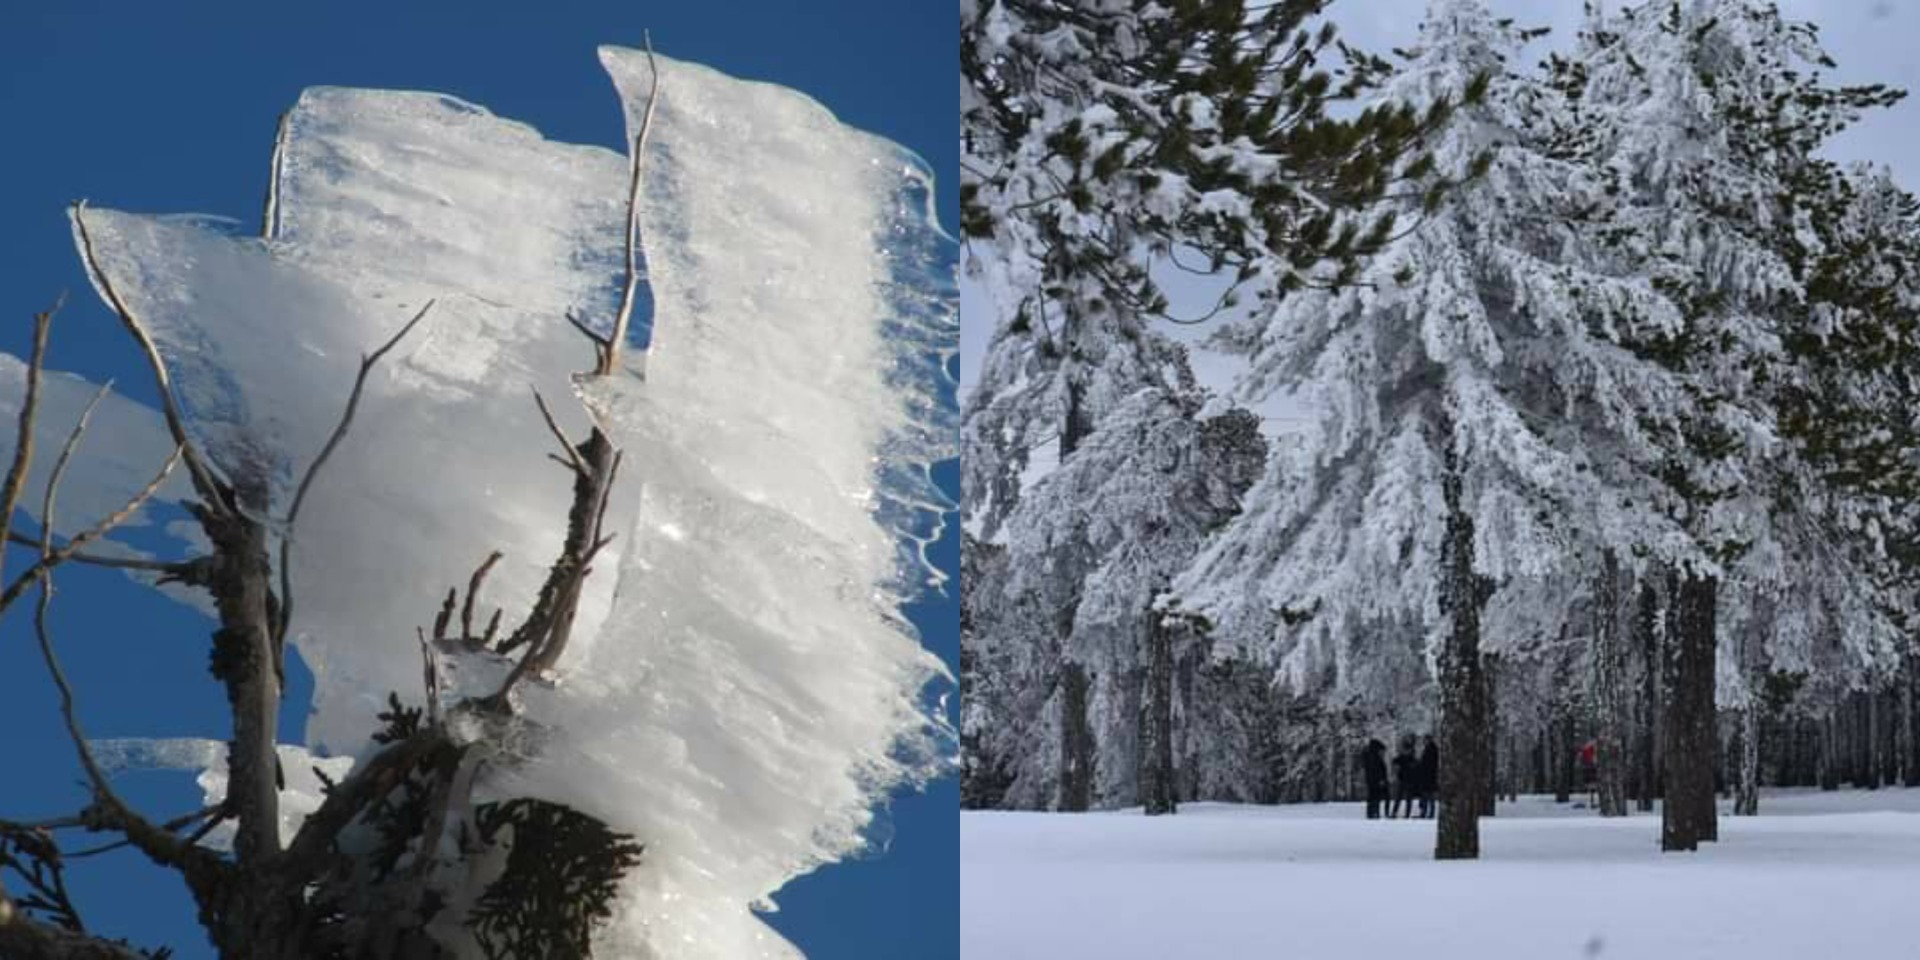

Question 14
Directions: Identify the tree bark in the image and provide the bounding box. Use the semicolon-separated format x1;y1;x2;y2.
1139;609;1176;816
1733;699;1760;816
1902;655;1918;788
1819;710;1840;790
1552;704;1574;804
0;910;148;960
1591;552;1630;816
1058;660;1095;812
1434;434;1488;860
1480;655;1498;817
1661;570;1718;851
1634;581;1660;811
1865;687;1883;790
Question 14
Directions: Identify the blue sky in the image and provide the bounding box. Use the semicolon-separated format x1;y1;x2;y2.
0;2;956;957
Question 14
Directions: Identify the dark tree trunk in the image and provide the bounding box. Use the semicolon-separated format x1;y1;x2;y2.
1733;699;1760;816
1060;373;1092;460
1661;571;1718;852
1480;656;1498;817
1634;581;1660;811
1819;710;1840;791
1902;655;1918;788
1058;660;1095;812
1139;609;1177;816
1553;704;1574;804
1866;688;1883;790
1591;553;1630;816
1433;435;1489;861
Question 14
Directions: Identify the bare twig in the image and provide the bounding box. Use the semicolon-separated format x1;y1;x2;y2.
276;299;436;652
70;201;229;510
62;804;226;860
533;390;588;476
601;31;660;376
34;386;130;805
23;402;211;885
0;445;182;619
263;110;291;241
461;551;503;642
432;589;456;642
418;628;440;728
0;297;59;591
2;532;196;576
565;310;611;370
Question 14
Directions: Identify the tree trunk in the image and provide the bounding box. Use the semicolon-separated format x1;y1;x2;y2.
1661;571;1718;851
1818;710;1840;790
1634;581;1659;812
1734;699;1760;816
1866;687;1883;790
1139;610;1176;816
1058;660;1095;812
1591;552;1630;816
1434;435;1488;860
1902;656;1918;788
1480;655;1498;817
1553;708;1573;804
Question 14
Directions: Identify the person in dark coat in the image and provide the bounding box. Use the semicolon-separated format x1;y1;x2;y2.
1390;740;1418;818
1416;735;1439;818
1361;738;1389;819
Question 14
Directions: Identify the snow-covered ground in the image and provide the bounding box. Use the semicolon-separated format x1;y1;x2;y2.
963;788;1920;959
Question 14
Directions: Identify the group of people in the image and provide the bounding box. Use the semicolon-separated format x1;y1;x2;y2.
1360;736;1438;819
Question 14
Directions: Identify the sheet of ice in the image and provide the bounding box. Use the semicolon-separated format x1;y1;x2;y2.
60;45;955;960
89;737;356;849
484;49;955;960
963;789;1920;959
70;87;636;753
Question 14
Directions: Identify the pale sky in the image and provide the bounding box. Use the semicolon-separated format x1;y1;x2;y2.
959;1;1920;399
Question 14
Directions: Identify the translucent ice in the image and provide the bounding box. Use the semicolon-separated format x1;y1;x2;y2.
43;45;954;960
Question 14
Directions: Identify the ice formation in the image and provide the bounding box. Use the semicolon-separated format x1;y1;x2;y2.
10;45;954;960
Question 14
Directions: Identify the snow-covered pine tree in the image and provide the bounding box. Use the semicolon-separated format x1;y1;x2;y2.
967;367;1266;811
1564;0;1909;845
1175;0;1700;860
962;0;1455;541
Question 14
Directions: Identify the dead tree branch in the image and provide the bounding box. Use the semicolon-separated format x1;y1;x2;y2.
1;532;199;578
460;550;503;645
0;297;58;590
601;31;660;377
479;38;657;711
533;389;588;476
0;446;181;620
21;400;221;893
70;201;229;515
276;299;436;655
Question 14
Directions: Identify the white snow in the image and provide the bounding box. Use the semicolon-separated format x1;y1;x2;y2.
963;789;1920;959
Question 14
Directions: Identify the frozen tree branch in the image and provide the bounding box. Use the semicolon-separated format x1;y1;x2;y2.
601;30;659;377
263;110;290;241
277;299;436;654
532;389;588;477
70;201;229;515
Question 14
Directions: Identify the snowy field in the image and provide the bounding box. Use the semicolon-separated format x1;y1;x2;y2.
962;788;1920;959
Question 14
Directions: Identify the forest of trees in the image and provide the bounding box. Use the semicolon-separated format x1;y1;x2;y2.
961;0;1920;859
